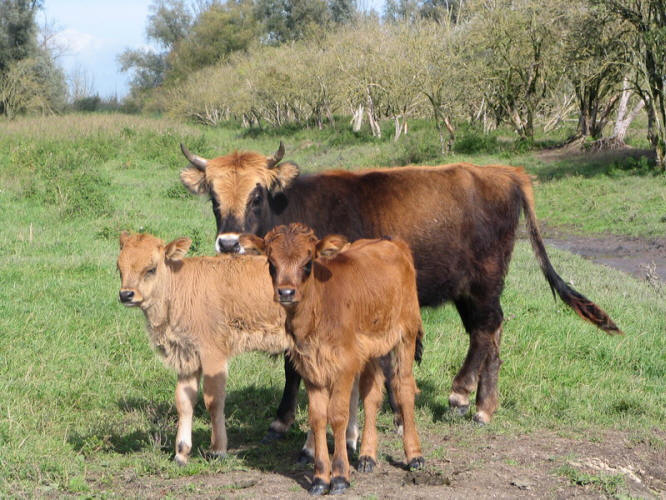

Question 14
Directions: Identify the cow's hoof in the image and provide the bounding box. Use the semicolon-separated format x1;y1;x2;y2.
298;448;314;464
357;455;376;473
473;411;491;425
261;428;284;444
308;478;330;495
450;404;469;416
204;450;227;460
346;442;357;459
329;476;350;495
408;456;425;470
174;454;188;466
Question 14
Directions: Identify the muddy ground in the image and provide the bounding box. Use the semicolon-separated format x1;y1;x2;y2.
94;428;666;498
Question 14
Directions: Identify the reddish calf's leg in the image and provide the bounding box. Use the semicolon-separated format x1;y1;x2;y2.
393;337;424;469
358;360;385;473
328;375;355;494
306;382;331;495
174;370;201;465
474;325;503;424
201;355;229;457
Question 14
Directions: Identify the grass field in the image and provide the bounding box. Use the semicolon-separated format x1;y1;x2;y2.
0;114;664;496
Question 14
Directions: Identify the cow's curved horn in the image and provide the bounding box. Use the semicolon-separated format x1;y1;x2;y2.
180;143;208;171
267;141;285;169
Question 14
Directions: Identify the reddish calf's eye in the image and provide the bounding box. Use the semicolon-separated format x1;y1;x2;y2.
268;261;276;278
303;259;312;277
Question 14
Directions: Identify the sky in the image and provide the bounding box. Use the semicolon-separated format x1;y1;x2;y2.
43;0;386;99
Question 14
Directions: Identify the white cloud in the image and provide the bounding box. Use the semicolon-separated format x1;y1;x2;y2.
55;28;100;55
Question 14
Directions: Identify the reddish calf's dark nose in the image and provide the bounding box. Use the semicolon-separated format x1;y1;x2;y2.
119;290;134;303
277;288;296;301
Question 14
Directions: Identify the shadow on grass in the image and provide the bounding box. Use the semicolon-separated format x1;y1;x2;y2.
533;148;657;181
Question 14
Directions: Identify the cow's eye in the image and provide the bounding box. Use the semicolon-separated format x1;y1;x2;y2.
146;267;157;276
303;260;312;276
268;261;276;277
251;194;262;207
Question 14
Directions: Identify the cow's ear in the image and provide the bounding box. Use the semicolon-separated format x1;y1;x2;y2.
119;231;131;249
165;237;192;261
238;234;266;255
271;162;299;192
315;234;349;258
180;167;208;195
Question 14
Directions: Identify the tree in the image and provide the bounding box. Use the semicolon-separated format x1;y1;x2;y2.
600;0;666;169
0;0;41;73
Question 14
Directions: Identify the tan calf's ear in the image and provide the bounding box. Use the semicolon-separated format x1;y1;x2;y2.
272;162;300;192
119;231;131;249
316;234;350;258
165;237;192;261
238;234;266;255
180;167;208;195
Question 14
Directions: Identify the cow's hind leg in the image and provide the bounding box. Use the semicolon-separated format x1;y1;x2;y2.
202;358;229;457
265;354;301;442
449;296;503;423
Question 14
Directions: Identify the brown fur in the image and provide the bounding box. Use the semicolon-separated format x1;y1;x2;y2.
117;232;288;464
181;144;620;428
260;224;424;490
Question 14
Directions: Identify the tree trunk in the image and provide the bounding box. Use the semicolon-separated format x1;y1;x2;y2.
351;104;363;132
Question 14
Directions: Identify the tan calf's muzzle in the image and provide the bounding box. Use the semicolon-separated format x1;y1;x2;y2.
119;289;138;306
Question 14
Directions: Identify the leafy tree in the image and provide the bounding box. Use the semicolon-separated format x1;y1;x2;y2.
0;0;41;73
254;0;330;43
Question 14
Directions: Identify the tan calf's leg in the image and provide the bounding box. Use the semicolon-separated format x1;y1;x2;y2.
174;370;201;465
306;382;331;495
357;360;385;473
201;357;228;457
393;338;424;469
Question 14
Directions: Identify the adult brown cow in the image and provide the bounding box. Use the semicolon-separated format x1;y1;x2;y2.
180;142;620;431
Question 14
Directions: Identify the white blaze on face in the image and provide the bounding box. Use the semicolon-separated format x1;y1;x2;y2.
215;233;241;254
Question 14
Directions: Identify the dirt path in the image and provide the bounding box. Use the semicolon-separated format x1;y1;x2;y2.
543;232;666;282
93;429;665;498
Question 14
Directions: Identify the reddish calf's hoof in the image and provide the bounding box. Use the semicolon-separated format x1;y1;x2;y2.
357;456;376;473
261;428;284;444
308;477;330;495
472;411;491;425
203;450;227;460
329;476;350;495
298;448;315;464
449;393;470;416
408;456;425;470
450;404;469;417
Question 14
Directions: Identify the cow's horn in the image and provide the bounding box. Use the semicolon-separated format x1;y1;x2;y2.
180;143;208;171
267;141;285;169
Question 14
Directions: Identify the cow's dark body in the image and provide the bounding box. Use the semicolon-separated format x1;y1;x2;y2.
180;146;620;431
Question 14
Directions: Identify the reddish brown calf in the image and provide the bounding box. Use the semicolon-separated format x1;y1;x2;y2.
242;224;424;495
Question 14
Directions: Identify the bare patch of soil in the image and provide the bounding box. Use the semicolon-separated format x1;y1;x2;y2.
544;231;666;282
92;429;665;498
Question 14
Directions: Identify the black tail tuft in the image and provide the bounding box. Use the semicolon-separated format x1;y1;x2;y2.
414;329;424;364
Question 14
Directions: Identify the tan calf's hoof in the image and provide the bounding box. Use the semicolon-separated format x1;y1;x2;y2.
408;456;425;470
174;454;188;466
357;455;376;473
308;477;330;495
204;450;227;460
473;411;491;425
329;476;350;495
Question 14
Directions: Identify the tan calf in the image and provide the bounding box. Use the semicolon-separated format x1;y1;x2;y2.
241;224;424;495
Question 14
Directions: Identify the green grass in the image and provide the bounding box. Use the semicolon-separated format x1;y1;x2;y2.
0;114;664;496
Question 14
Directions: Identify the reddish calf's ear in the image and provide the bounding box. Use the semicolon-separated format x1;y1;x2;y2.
165;237;192;261
180;167;208;195
238;234;266;255
315;234;350;258
119;231;131;249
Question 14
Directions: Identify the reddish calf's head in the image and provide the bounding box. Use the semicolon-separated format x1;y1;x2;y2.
117;231;191;308
179;142;299;253
239;224;348;306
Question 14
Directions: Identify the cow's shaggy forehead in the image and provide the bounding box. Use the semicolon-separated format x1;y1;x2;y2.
206;151;279;216
265;224;316;262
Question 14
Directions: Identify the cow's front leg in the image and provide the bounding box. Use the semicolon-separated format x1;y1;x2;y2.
306;382;331;495
329;375;355;494
265;354;302;442
174;369;201;465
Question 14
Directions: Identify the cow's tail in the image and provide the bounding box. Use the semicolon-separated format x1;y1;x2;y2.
518;175;622;335
415;328;424;365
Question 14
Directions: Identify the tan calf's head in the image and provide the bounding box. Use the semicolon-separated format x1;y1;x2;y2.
239;224;348;307
117;231;191;308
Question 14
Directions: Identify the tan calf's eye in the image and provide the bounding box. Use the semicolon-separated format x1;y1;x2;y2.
146;267;157;276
